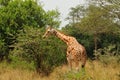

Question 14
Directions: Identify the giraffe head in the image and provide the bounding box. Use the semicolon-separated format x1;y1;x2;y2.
43;25;55;38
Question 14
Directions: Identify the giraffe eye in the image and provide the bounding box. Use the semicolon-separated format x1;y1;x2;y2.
48;30;50;33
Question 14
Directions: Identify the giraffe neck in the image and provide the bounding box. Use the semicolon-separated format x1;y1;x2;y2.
53;30;70;44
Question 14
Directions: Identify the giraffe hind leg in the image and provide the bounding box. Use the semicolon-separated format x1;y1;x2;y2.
81;64;85;68
81;57;86;69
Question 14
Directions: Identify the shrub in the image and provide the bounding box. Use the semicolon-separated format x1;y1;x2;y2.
94;44;120;66
11;26;66;75
0;39;6;61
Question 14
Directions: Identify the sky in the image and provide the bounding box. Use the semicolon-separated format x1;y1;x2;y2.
40;0;85;27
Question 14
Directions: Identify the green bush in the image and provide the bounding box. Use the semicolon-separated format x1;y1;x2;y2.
94;44;120;66
11;26;66;75
0;39;6;61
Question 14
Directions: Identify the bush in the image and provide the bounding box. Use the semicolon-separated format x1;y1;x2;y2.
11;26;66;75
0;39;6;61
94;44;120;66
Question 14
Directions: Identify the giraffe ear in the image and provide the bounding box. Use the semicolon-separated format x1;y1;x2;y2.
46;25;49;29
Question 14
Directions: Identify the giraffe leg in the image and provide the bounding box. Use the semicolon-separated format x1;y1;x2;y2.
75;61;79;71
67;57;72;71
81;57;86;69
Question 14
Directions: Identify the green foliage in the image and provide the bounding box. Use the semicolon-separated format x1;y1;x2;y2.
0;0;60;61
95;44;120;56
0;39;6;60
0;0;62;76
0;0;46;39
11;26;66;75
46;10;61;28
8;55;35;70
94;44;120;66
0;0;10;6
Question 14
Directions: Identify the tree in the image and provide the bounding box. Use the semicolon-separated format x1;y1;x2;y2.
65;1;120;57
82;0;120;54
12;26;66;75
0;0;61;61
46;10;61;28
87;0;120;26
66;5;86;25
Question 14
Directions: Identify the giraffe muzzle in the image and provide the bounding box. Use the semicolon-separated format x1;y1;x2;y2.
42;35;46;38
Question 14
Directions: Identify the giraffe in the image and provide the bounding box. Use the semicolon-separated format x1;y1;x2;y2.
43;26;87;71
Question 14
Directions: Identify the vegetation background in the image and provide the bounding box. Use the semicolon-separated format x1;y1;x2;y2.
0;0;120;80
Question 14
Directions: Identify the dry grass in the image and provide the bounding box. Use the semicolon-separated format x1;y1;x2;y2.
0;60;119;80
86;60;120;80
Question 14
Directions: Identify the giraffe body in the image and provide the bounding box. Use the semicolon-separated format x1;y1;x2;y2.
66;37;87;70
43;26;87;71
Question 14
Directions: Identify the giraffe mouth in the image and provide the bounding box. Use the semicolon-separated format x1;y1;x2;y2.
42;34;48;38
42;35;46;38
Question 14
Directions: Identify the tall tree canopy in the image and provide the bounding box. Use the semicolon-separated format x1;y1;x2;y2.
64;0;120;57
0;0;60;60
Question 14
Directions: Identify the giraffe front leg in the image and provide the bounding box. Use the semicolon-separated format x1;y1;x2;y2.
75;60;79;72
67;57;72;71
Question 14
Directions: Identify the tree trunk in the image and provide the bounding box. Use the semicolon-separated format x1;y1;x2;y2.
94;32;98;59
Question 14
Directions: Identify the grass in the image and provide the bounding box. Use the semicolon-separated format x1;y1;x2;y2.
0;60;119;80
86;60;120;80
55;60;120;80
